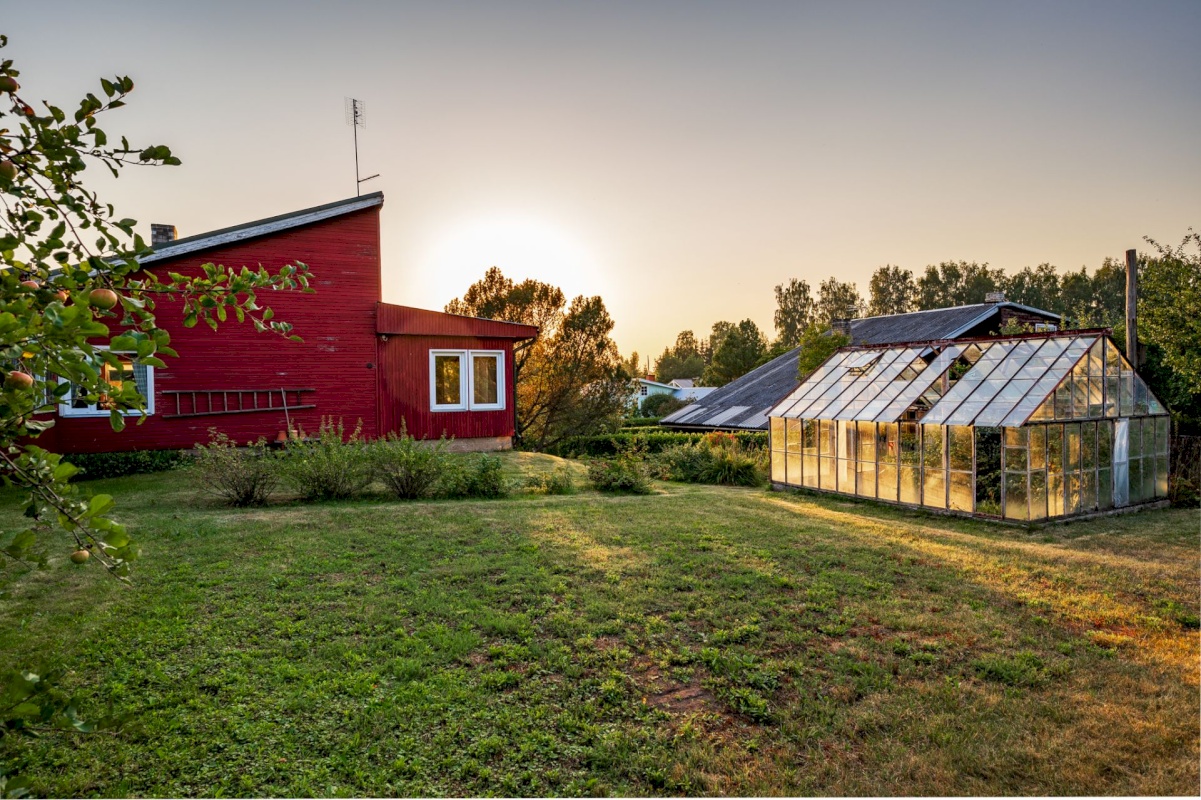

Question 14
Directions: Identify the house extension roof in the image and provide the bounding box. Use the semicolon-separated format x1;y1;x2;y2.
769;330;1165;427
661;302;1062;431
138;192;385;265
376;303;538;340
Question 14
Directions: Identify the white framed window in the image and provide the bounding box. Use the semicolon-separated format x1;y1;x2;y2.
59;349;155;418
640;385;648;396
429;350;505;412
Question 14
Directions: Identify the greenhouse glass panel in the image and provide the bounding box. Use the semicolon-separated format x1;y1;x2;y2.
1082;422;1097;470
1156;417;1169;454
1155;455;1169;498
771;451;786;483
1099;468;1113;510
899;466;921;504
949;471;973;512
921;343;1010;426
873;344;967;422
1081;470;1097;512
770;417;785;451
1004;471;1028;520
878;464;898;502
923;468;946;510
786;419;802;452
787;453;801;485
1029;425;1046;470
1030;469;1048;520
948;426;973;471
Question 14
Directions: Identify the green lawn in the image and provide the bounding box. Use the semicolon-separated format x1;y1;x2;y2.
1;453;1198;796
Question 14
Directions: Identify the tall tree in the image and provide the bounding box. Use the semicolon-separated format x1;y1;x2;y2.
653;329;705;382
815;277;864;324
1002;263;1061;314
867;265;916;317
704;320;735;365
915;261;1004;309
447;270;626;449
702;319;767;386
1140;229;1201;400
773;278;815;346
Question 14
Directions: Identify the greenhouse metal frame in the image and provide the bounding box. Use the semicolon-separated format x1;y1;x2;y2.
768;330;1170;522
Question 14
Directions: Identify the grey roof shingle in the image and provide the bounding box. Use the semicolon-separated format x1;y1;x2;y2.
661;302;1061;431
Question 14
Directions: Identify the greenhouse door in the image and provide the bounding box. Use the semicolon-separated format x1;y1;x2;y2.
1113;418;1129;507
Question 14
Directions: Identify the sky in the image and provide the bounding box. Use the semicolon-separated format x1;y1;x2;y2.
5;1;1200;360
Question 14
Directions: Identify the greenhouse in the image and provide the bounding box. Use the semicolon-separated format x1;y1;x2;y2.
768;330;1170;522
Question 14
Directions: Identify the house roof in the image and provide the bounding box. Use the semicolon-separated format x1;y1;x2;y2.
660;301;1062;431
138;192;385;265
769;330;1165;427
376;303;538;340
634;378;677;390
850;302;1060;346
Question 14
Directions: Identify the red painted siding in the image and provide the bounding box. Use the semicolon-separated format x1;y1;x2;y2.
377;335;519;441
44;207;384;453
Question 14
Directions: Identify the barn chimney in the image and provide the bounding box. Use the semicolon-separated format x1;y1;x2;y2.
1125;248;1139;369
151;224;177;246
831;318;853;339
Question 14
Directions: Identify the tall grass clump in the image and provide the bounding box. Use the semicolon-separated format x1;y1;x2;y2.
281;417;373;501
193;429;279;507
369;428;450;500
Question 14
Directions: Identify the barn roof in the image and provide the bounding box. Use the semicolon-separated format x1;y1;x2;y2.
769;330;1165;427
660;302;1061;431
138;192;385;265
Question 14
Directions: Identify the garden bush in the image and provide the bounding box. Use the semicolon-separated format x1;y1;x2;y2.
68;449;192;480
620;417;662;429
369;430;450;500
640;393;690;418
525;466;576;495
193;430;279;507
656;434;766;487
440;454;511;499
549;430;767;458
588;442;653;494
281;418;373;501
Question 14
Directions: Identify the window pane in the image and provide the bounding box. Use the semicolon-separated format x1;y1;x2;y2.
786;453;802;486
1048;472;1065;517
878;464;898;502
1029;425;1046;470
802;419;818;454
900;466;920;504
949;471;973;512
948;426;973;471
1004;472;1028;520
1155;417;1169;455
922;425;944;469
1081;422;1097;470
1081;470;1097;512
473;355;499;405
1098;468;1113;510
771;450;786;483
877;423;898;465
923;468;946;509
857;421;876;462
1029;470;1047;520
786;419;802;452
1097;421;1113;466
857;460;877;498
771;418;786;451
1155;455;1169;498
802;455;818;488
435;355;462;405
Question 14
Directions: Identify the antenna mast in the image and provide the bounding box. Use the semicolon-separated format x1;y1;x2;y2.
345;97;379;196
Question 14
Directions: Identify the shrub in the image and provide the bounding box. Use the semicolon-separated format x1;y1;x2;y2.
68;449;192;480
640;393;690;418
440;454;511;499
370;430;450;500
548;431;767;458
281;418;373;501
588;442;652;494
656;438;766;487
620;417;662;429
525;466;576;495
193;430;279;507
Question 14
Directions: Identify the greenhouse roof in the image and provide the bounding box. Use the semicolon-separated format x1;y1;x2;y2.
768;330;1166;427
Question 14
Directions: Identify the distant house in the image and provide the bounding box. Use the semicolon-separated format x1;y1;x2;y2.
39;193;538;455
629;377;715;411
661;301;1061;432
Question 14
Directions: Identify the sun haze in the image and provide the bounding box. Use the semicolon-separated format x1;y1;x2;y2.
4;1;1198;355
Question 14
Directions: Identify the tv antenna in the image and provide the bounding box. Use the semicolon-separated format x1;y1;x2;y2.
345;97;379;196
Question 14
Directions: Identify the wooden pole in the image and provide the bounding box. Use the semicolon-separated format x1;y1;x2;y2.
1125;248;1138;369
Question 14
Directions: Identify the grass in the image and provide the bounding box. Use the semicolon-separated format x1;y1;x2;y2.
1;452;1198;796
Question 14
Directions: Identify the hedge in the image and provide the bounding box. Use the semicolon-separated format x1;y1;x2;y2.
547;431;767;458
67;449;193;481
620;417;663;429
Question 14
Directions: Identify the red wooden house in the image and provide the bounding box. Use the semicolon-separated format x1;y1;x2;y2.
39;192;538;454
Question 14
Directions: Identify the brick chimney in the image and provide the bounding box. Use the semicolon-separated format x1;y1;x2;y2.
151;224;177;246
831;318;853;339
